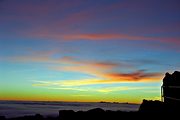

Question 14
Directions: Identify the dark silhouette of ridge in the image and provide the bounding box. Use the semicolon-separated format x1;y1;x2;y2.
139;100;166;112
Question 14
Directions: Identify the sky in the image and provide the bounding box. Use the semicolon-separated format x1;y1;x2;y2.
0;0;180;103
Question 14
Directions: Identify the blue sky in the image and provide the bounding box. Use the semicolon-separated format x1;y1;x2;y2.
0;0;179;103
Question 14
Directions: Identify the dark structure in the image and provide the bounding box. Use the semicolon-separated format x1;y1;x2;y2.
139;71;180;112
139;100;166;112
161;71;180;107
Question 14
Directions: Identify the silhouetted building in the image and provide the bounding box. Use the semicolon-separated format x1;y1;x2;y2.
139;71;180;113
161;71;180;107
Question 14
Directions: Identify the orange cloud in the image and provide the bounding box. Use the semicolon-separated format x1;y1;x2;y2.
63;34;144;40
49;57;161;82
52;60;121;79
104;70;162;82
28;31;179;45
53;64;161;82
63;33;179;44
6;51;161;82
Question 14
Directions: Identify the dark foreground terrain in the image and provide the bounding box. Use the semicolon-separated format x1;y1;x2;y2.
0;102;179;120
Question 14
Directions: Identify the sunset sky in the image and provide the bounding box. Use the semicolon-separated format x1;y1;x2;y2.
0;0;180;103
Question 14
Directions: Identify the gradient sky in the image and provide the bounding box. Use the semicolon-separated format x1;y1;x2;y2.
0;0;180;103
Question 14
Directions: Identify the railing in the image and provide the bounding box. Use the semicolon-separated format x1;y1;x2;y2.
161;85;180;102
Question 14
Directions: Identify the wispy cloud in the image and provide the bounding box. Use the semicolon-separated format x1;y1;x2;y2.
26;32;180;46
33;80;159;93
63;33;179;44
63;34;133;40
95;86;158;93
53;65;161;82
46;86;89;92
28;30;180;52
32;79;104;87
5;50;161;82
104;70;161;82
32;74;160;87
